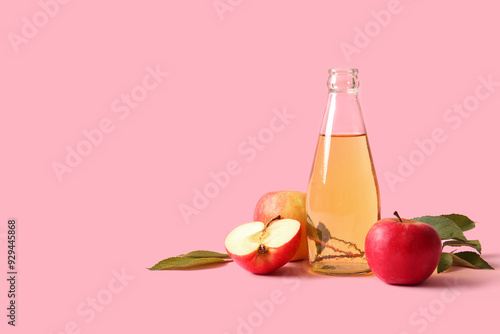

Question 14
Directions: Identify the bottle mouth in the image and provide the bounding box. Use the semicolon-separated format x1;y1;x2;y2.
327;68;359;91
328;68;358;75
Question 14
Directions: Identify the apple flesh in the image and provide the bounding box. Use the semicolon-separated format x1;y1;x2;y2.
225;217;301;274
253;191;308;261
365;213;442;285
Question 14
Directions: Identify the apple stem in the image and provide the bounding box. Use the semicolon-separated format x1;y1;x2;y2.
258;244;267;254
265;215;281;228
393;211;403;223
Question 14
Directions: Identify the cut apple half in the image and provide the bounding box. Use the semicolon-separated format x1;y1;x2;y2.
224;217;301;274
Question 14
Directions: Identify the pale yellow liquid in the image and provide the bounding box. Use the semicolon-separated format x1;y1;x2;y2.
306;134;380;275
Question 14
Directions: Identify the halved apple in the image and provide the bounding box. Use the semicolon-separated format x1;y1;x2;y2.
224;216;301;274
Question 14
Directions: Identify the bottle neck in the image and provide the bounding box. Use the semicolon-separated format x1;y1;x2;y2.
320;69;366;136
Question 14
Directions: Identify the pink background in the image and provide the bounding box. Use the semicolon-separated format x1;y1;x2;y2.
1;0;499;333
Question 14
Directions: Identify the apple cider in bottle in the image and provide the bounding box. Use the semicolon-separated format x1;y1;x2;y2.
306;69;380;275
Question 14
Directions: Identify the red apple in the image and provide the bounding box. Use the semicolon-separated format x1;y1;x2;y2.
365;212;442;285
224;216;301;274
253;191;308;261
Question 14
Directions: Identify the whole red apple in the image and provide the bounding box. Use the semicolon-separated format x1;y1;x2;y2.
365;212;442;285
225;216;301;274
253;191;308;261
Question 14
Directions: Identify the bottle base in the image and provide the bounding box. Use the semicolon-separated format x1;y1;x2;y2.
310;263;372;276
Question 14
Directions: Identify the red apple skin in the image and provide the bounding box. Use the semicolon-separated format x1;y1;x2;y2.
253;191;308;261
365;218;442;285
225;230;301;275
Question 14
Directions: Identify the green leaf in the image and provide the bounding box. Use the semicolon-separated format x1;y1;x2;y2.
180;250;230;258
148;250;232;270
317;222;332;243
412;215;467;241
451;251;494;270
321;265;337;270
437;252;453;273
148;256;231;270
441;214;476;232
442;239;481;253
306;217;332;255
315;221;332;254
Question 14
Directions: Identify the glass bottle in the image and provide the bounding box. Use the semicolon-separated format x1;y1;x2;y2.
306;68;380;275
